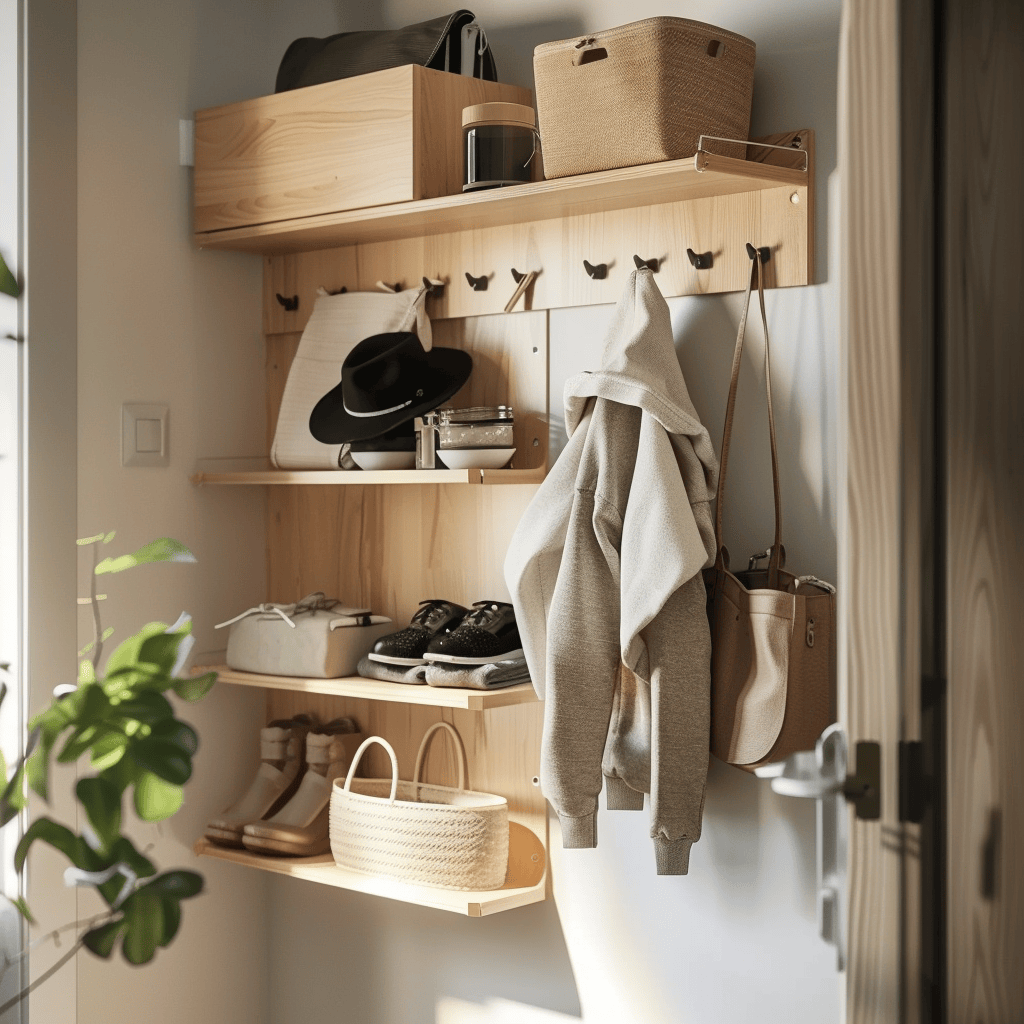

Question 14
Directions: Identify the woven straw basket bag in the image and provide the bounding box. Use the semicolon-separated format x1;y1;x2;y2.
329;723;509;891
534;17;756;179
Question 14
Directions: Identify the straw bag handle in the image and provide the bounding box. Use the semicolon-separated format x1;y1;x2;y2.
413;721;467;793
713;252;784;585
343;736;399;804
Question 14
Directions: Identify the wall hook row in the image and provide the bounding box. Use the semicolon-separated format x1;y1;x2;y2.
745;243;772;263
465;272;488;292
511;268;528;284
275;293;299;311
421;277;445;298
583;259;607;280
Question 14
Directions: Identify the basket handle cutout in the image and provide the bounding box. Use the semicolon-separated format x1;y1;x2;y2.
574;46;607;66
707;40;726;58
413;721;467;794
344;736;399;804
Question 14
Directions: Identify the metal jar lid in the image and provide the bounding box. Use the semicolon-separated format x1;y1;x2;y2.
461;102;536;130
439;405;514;424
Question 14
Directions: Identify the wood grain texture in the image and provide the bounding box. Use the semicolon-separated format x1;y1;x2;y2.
945;0;1024;1018
194;66;530;233
198;131;813;270
838;0;904;1018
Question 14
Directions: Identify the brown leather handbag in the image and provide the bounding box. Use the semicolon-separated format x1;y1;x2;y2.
704;252;836;771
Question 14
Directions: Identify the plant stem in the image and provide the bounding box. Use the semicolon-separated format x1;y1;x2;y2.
0;935;85;1016
90;539;103;670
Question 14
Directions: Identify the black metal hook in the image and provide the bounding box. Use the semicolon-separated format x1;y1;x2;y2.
745;243;772;263
465;272;488;292
583;259;607;280
381;281;402;292
632;255;660;272
422;277;445;298
275;293;299;311
511;268;528;284
686;248;713;270
326;286;347;296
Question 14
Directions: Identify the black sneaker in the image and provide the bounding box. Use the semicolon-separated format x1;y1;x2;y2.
368;600;468;666
424;601;523;665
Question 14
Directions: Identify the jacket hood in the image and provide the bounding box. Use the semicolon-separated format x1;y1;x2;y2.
564;269;718;485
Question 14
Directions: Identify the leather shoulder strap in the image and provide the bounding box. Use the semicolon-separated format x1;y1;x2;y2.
713;254;784;581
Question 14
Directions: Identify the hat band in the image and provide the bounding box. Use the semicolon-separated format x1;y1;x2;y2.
342;397;413;418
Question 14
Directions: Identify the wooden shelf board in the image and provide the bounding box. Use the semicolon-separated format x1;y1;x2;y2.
190;459;545;487
210;665;539;711
195;151;809;254
193;839;546;917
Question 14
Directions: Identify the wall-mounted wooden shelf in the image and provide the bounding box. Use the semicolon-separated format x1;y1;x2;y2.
190;459;545;488
193;834;546;917
196;148;809;255
211;665;538;711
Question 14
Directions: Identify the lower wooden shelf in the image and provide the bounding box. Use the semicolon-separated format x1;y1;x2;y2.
193;835;547;917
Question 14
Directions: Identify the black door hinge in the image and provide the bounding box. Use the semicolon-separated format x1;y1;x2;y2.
898;739;926;823
842;740;881;820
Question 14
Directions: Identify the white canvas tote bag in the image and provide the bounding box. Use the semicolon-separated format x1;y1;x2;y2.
271;286;432;469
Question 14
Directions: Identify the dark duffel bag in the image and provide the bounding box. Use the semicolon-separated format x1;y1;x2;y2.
275;10;498;93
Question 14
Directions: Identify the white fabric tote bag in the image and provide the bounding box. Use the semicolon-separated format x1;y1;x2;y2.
271;286;432;469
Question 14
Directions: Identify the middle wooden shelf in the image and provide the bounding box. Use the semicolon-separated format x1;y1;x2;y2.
209;664;539;711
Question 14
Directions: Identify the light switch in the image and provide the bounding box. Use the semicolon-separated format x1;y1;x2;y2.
136;419;162;453
122;403;169;467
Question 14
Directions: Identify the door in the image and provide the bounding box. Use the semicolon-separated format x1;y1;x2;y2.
841;0;1024;1020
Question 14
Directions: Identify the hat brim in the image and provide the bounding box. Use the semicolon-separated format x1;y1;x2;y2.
308;348;473;444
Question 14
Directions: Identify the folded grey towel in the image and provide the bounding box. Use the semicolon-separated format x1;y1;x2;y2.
424;658;531;690
357;655;427;685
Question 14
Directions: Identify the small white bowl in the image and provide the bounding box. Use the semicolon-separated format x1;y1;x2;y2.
437;448;516;471
350;451;417;471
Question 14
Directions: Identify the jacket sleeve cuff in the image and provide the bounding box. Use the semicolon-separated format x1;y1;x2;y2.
558;812;597;848
604;775;645;811
654;837;693;875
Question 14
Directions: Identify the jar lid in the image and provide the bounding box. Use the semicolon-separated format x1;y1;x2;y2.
462;102;536;129
439;405;514;423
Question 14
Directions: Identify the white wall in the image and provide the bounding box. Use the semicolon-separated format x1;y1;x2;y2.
258;2;843;1023
73;0;280;1020
70;0;843;1021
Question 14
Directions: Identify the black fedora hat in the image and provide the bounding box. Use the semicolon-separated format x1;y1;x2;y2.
309;331;473;444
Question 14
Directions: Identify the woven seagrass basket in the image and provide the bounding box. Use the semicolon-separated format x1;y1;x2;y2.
329;723;509;891
534;17;756;179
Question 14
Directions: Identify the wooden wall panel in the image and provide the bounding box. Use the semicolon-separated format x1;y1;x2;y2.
945;0;1024;1018
838;0;904;1018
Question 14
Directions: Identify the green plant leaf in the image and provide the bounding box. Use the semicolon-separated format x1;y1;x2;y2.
76;776;122;853
14;817;94;874
11;896;34;924
78;641;95;656
130;738;192;785
82;919;124;958
102;531;116;544
95;538;196;576
77;533;105;546
171;671;217;703
148;719;198;757
120;886;164;965
0;252;20;298
79;660;96;684
148;870;204;900
116;691;173;724
137;631;188;678
90;730;129;771
101;622;173;694
159;897;181;947
133;771;182;821
108;836;157;880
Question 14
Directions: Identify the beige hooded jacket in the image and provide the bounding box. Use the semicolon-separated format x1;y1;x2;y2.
504;268;718;874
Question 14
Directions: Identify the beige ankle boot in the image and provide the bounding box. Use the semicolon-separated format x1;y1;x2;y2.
205;714;315;847
241;722;361;857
